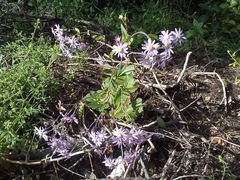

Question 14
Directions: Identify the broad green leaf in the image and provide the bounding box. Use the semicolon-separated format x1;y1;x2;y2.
197;15;209;24
148;34;159;39
193;19;203;28
102;68;112;75
119;65;135;76
125;98;143;121
228;19;236;26
82;90;109;112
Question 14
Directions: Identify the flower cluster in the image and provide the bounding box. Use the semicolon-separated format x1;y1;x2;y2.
33;25;186;174
46;136;75;157
51;24;87;58
34;101;80;157
35;112;151;166
102;149;139;170
139;28;186;68
111;35;128;59
111;127;150;147
87;126;151;169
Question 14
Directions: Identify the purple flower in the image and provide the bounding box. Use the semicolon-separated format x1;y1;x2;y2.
159;30;174;45
51;24;86;58
47;137;61;150
112;127;128;147
60;112;79;124
47;137;71;157
141;38;159;57
112;42;128;59
57;37;73;58
161;43;174;56
153;53;172;68
102;156;116;169
171;28;186;45
123;128;135;147
89;131;102;147
51;24;63;37
114;35;121;43
77;42;87;51
66;35;78;48
96;130;109;143
57;148;69;157
34;126;48;141
62;48;73;58
89;130;109;147
131;129;148;145
123;150;138;166
138;52;156;67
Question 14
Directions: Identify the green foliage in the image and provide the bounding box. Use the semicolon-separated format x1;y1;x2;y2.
27;0;98;24
218;155;237;180
185;0;240;54
83;64;143;122
0;31;58;155
2;0;239;57
228;48;240;67
120;24;133;45
228;48;240;85
186;19;206;38
95;0;189;50
96;0;187;33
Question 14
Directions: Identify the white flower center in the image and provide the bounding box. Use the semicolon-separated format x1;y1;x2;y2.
147;45;153;51
117;47;123;53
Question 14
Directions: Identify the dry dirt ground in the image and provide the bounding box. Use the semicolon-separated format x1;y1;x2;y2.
55;51;240;179
1;36;240;179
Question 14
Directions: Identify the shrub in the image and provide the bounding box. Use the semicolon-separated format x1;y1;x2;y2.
0;31;58;156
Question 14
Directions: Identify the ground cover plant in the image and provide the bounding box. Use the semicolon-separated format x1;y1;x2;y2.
0;0;240;179
0;20;60;156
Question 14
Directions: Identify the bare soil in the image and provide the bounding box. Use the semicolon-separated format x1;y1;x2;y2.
1;27;240;180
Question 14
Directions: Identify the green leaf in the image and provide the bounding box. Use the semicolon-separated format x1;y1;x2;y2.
210;21;220;31
74;27;80;35
121;24;129;43
148;34;159;39
193;19;203;28
185;30;195;38
197;15;209;24
82;90;109;112
156;116;165;127
109;51;114;59
219;3;229;9
78;101;84;118
227;19;236;26
236;24;240;30
125;98;143;121
120;24;133;45
119;65;135;76
102;68;112;75
92;35;105;41
123;76;138;93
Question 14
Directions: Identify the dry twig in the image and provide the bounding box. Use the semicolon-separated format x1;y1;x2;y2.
191;72;227;112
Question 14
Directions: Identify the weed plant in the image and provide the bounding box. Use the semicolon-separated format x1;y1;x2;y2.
31;23;186;176
2;0;239;56
0;28;59;156
185;0;240;54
